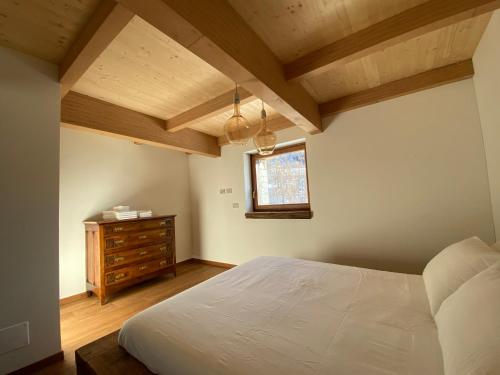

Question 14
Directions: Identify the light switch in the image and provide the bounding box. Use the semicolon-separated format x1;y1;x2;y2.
0;321;30;355
232;202;239;208
219;188;226;194
226;188;233;194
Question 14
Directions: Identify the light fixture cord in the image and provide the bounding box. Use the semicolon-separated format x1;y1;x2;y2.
260;100;266;120
234;83;240;104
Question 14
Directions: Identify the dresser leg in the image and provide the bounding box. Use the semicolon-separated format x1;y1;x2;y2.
100;294;108;305
86;290;93;297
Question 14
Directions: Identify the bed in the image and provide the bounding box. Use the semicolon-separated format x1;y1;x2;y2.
117;256;443;375
77;237;500;375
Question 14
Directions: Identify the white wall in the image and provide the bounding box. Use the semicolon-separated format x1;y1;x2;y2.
189;79;495;274
59;127;192;298
473;10;500;238
0;47;61;373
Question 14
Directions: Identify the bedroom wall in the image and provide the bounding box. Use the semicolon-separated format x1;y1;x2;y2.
0;47;61;373
473;10;500;240
59;127;192;298
189;79;495;274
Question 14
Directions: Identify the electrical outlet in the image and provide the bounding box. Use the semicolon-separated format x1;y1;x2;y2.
0;321;30;355
219;188;226;194
232;202;239;208
226;188;233;194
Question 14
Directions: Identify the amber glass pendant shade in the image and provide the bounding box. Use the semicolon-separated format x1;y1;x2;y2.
224;85;261;145
253;101;277;155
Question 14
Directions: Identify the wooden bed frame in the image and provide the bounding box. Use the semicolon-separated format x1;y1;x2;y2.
75;331;153;375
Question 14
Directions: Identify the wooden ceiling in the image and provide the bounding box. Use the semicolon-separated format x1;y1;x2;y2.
1;0;498;157
0;0;100;63
228;0;429;64
302;14;490;102
72;16;235;120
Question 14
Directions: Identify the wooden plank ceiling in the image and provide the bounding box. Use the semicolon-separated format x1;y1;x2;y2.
229;0;491;102
302;15;490;102
0;0;497;156
0;0;101;63
228;0;430;64
72;16;235;120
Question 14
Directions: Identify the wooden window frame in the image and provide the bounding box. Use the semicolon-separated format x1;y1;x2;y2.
250;143;311;213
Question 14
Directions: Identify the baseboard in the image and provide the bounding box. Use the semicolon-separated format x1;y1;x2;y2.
60;291;88;306
176;258;196;266
191;258;236;269
8;351;64;375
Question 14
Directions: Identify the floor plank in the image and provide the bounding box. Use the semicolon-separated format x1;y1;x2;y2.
33;262;226;375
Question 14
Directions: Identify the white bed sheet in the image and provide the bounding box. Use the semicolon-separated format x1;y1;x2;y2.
119;256;443;375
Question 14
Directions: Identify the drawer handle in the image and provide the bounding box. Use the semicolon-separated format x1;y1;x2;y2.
139;250;148;256
160;260;167;266
114;227;124;232
115;240;124;245
160;232;166;237
139;265;148;271
106;255;124;266
139;235;147;240
107;272;126;284
159;246;166;252
160;221;166;226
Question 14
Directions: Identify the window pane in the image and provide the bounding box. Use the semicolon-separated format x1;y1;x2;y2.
255;149;309;206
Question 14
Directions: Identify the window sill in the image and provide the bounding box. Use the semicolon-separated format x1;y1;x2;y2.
245;211;313;219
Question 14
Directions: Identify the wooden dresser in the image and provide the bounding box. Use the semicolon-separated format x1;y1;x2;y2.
84;215;176;304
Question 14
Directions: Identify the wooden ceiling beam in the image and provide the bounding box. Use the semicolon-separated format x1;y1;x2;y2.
166;88;254;133
117;0;322;134
59;0;133;98
284;0;500;81
217;115;295;146
319;60;474;118
61;92;221;157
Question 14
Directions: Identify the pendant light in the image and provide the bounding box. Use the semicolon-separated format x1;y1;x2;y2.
224;84;261;145
253;100;277;155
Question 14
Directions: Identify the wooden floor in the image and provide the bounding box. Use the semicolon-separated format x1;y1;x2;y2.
34;262;226;375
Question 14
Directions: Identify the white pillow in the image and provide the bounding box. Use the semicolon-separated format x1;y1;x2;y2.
423;237;500;315
435;261;500;375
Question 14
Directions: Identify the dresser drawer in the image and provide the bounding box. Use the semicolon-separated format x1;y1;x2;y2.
103;218;173;237
104;242;171;269
143;218;173;231
104;228;168;251
104;258;171;286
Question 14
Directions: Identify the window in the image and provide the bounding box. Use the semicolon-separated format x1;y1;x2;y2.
250;143;310;213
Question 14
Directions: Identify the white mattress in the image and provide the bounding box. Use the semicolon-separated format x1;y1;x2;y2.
119;256;443;375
